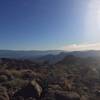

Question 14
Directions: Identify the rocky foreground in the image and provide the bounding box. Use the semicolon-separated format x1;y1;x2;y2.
0;56;100;100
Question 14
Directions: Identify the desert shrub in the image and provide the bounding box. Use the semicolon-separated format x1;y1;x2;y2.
0;75;8;82
0;70;14;80
10;70;22;78
55;91;80;100
0;86;9;100
48;84;62;91
21;70;34;80
2;79;28;89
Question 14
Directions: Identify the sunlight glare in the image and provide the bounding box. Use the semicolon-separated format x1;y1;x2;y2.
85;0;100;41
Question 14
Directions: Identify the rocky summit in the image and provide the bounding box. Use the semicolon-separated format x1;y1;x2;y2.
0;56;100;100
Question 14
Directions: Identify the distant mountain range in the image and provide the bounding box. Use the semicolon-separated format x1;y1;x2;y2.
0;50;100;63
0;50;62;59
37;50;100;63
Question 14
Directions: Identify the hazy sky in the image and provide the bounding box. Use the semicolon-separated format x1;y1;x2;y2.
0;0;100;50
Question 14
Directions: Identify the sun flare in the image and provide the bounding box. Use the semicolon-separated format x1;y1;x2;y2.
85;0;100;41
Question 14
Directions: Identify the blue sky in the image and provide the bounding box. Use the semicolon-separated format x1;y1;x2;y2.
0;0;100;50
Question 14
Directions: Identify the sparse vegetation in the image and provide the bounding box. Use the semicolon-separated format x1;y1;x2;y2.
0;56;100;100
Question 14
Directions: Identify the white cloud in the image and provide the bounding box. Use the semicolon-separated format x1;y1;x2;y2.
62;43;100;51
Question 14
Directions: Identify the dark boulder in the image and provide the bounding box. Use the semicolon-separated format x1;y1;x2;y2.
13;80;42;100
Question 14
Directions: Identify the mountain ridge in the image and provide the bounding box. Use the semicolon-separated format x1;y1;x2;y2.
0;50;100;63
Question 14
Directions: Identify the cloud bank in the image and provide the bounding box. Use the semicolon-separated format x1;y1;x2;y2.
62;43;100;51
